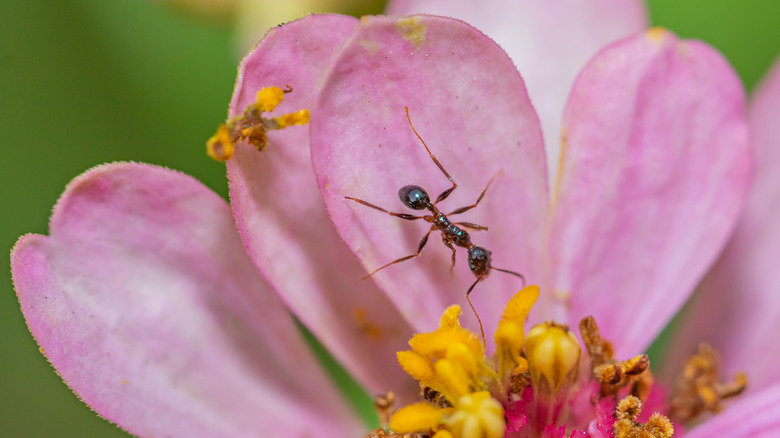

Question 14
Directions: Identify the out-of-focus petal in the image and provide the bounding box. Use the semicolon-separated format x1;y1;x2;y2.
11;163;361;437
311;15;548;337
683;381;780;438
547;30;751;356
227;14;417;399
233;0;386;55
662;57;780;389
387;0;647;181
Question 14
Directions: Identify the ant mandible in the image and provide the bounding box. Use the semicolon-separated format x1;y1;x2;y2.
345;107;525;342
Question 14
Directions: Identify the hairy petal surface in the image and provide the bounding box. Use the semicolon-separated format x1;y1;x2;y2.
547;30;751;356
227;14;417;399
312;15;547;336
11;163;360;438
663;57;780;389
387;0;647;181
684;381;780;437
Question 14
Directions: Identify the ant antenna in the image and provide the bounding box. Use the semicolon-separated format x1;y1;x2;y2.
492;267;526;288
466;276;486;345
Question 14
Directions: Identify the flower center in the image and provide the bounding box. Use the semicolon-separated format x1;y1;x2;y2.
206;85;310;161
370;286;747;438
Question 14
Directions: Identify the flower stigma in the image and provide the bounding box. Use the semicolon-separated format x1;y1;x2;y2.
206;85;310;161
368;286;748;438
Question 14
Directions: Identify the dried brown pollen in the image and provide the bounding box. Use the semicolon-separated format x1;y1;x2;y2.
669;343;747;423
579;316;653;400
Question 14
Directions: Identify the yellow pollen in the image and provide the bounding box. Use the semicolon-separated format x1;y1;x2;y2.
525;322;581;393
276;109;310;128
647;26;667;43
206;85;309;162
396;16;427;48
354;307;383;340
206;124;234;162
255;86;285;112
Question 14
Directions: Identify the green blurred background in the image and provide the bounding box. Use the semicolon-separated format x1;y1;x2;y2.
1;1;778;436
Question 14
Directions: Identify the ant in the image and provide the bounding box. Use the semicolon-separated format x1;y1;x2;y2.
345;107;525;342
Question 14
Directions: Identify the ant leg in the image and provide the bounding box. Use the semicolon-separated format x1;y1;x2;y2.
455;222;488;231
492;267;526;288
405;107;458;204
362;225;437;280
441;236;457;277
346;197;430;221
466;275;486;345
448;169;503;215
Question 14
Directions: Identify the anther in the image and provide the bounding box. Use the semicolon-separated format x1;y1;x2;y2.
374;391;396;427
580;316;653;400
614;396;674;438
669;343;747;422
206;86;310;162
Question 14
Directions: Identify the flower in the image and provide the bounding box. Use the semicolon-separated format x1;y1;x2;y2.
10;11;767;438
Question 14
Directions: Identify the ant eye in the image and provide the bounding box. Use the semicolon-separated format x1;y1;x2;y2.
398;185;430;210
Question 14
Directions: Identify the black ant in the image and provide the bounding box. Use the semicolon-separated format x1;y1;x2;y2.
345;107;525;342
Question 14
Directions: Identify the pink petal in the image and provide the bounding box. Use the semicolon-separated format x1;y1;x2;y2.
11;163;361;437
310;15;548;337
386;0;647;181
547;30;751;356
226;14;418;400
683;381;780;438
662;56;780;389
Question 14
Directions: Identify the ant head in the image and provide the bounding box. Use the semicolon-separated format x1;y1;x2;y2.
467;246;492;277
398;185;430;210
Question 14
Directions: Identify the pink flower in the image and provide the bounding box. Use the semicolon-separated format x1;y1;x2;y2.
10;10;771;437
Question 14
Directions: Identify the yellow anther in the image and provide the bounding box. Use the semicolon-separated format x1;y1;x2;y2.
397;350;435;384
276;109;310;128
206;124;235;162
255;86;285;112
446;392;505;438
440;305;463;329
501;285;540;323
434;359;473;400
432;430;454;438
494;286;540;383
409;328;483;361
525;322;581;393
446;342;480;378
390;402;447;434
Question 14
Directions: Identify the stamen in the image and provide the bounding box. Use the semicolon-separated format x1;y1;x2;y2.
669;343;747;422
614;395;674;438
580;316;653;400
206;86;309;162
494;286;539;387
390;402;448;434
374;392;396;427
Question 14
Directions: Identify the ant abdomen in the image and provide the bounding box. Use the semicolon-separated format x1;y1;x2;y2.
467;246;492;276
398;185;430;210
